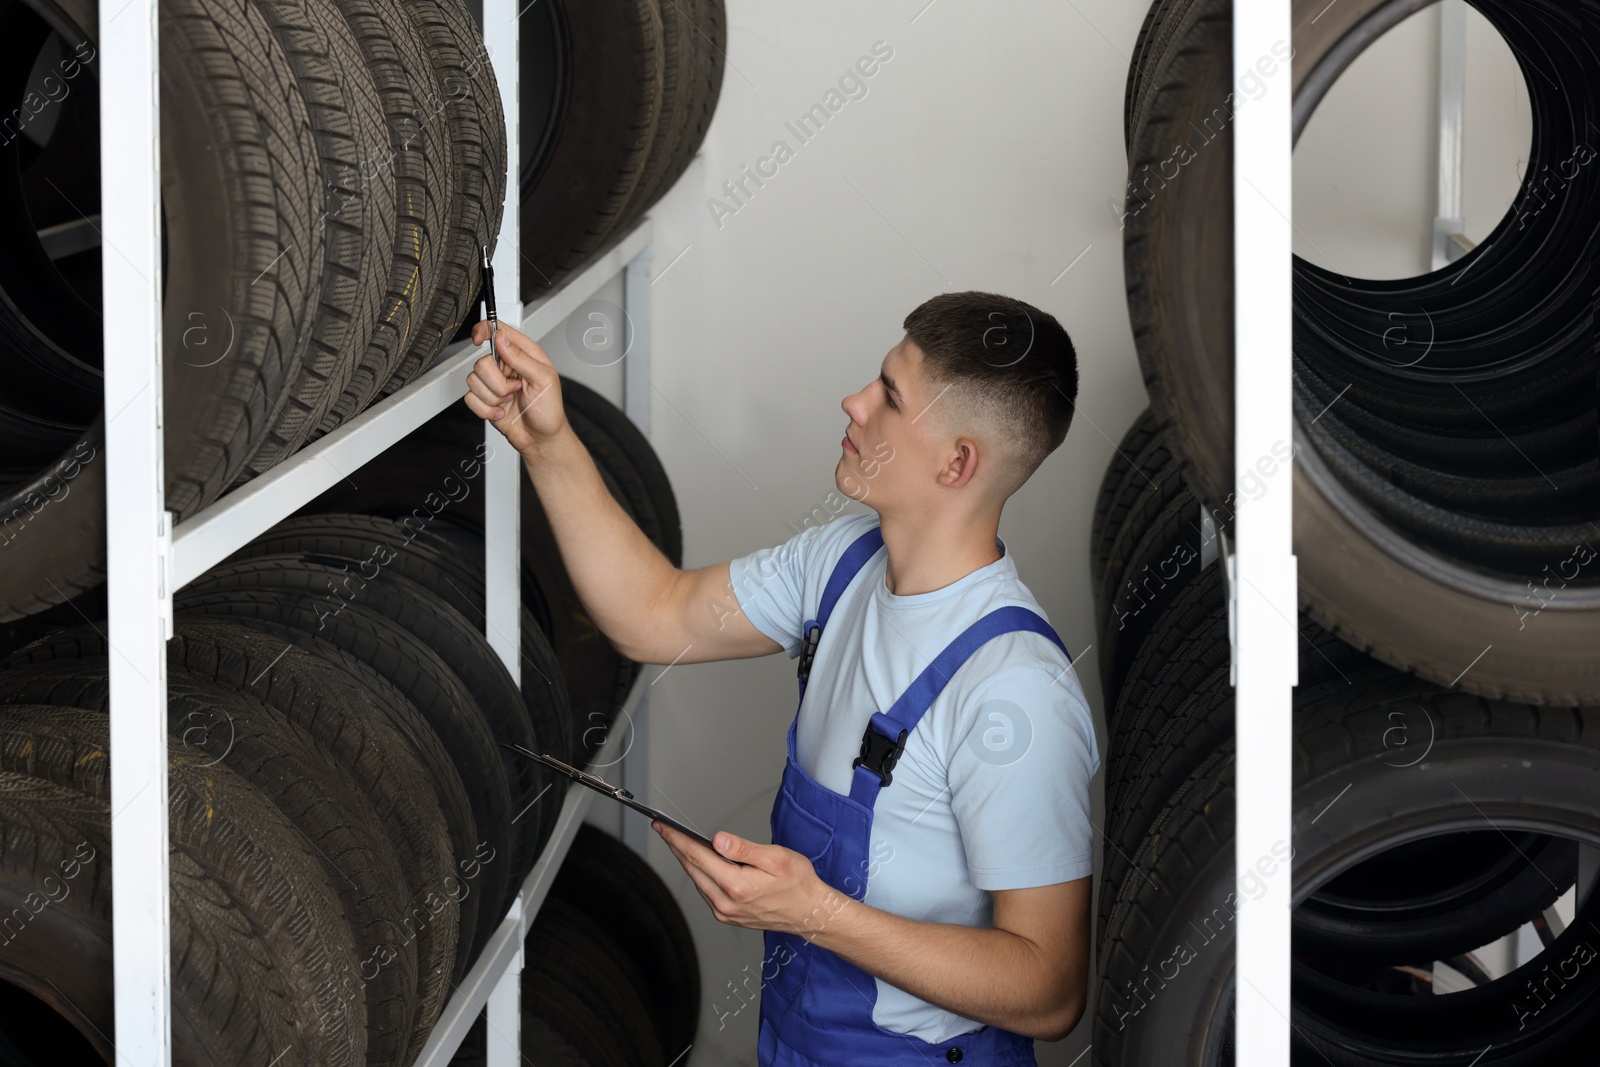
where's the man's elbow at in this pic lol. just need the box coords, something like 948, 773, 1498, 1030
1024, 988, 1086, 1042
608, 569, 692, 663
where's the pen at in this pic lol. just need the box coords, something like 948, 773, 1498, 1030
480, 244, 500, 368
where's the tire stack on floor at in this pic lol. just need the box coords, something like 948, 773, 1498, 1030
1095, 0, 1600, 1061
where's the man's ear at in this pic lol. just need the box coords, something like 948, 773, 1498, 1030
939, 438, 981, 489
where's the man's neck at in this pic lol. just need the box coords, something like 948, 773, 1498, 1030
877, 506, 1003, 597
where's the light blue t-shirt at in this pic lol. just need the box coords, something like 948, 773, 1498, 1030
729, 512, 1098, 1043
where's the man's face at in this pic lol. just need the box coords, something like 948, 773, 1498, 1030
836, 337, 946, 510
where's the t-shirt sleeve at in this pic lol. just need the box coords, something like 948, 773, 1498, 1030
727, 519, 853, 659
946, 664, 1099, 891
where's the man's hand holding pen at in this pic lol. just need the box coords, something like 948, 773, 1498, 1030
463, 320, 569, 455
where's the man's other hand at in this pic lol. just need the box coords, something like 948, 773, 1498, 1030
464, 320, 567, 454
655, 822, 849, 940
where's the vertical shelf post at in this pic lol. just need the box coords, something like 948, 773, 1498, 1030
620, 246, 653, 857
484, 902, 524, 1066
101, 0, 172, 1062
1433, 0, 1469, 269
1233, 0, 1296, 1063
481, 0, 522, 1058
482, 0, 522, 686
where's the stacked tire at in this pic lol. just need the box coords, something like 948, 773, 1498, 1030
1102, 0, 1600, 1061
1093, 410, 1598, 1066
1120, 0, 1600, 704
0, 0, 726, 622
0, 0, 506, 624
517, 0, 726, 295
0, 0, 712, 1057
0, 377, 682, 1062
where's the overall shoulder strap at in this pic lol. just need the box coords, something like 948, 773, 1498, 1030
847, 605, 1069, 807
796, 524, 884, 699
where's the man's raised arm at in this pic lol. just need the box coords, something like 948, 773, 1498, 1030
462, 322, 779, 666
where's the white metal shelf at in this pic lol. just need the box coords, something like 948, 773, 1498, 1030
100, 0, 655, 1055
169, 219, 654, 587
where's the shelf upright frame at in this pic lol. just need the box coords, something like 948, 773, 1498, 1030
100, 0, 174, 1059
1232, 0, 1297, 1063
480, 0, 523, 1060
96, 0, 650, 1054
619, 245, 654, 857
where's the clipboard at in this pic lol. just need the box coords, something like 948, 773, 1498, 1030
504, 743, 747, 865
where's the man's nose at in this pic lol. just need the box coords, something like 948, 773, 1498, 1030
841, 388, 867, 422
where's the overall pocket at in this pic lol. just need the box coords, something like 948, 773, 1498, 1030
771, 780, 836, 870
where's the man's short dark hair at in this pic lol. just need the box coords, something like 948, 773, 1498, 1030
902, 291, 1078, 484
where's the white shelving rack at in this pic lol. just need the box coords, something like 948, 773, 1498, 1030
1232, 1, 1294, 1065
99, 0, 655, 1060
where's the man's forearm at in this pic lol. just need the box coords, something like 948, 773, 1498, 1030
804, 895, 1083, 1041
518, 424, 680, 662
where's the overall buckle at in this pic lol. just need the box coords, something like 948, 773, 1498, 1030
797, 622, 822, 688
853, 724, 909, 787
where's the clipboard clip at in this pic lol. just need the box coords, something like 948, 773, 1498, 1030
504, 742, 633, 799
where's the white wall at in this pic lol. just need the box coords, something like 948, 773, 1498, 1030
542, 2, 1533, 1064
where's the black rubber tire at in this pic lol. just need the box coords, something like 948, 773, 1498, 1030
3, 616, 460, 1062
374, 0, 507, 398
1295, 830, 1577, 965
1122, 0, 1188, 155
1094, 683, 1600, 1066
226, 512, 574, 775
520, 1013, 593, 1067
1089, 408, 1164, 591
0, 6, 103, 429
1123, 0, 1600, 703
224, 516, 573, 852
1102, 628, 1556, 974
306, 0, 453, 440
184, 552, 547, 898
238, 0, 396, 476
171, 577, 513, 964
0, 0, 323, 620
518, 0, 663, 295
613, 0, 726, 228
523, 897, 667, 1067
209, 615, 485, 986
1095, 462, 1202, 708
1098, 663, 1391, 951
0, 665, 413, 1063
551, 825, 700, 1056
1093, 739, 1236, 1067
1290, 691, 1600, 1064
0, 708, 366, 1065
297, 403, 637, 763
562, 376, 682, 566
0, 767, 312, 1065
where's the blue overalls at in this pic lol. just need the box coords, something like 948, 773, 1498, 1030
757, 524, 1070, 1066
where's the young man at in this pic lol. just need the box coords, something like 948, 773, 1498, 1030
463, 291, 1097, 1066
